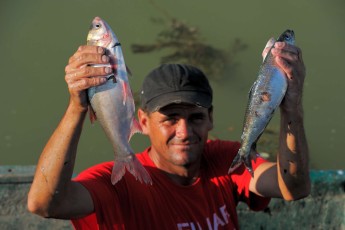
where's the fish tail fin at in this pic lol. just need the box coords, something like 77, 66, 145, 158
228, 153, 242, 174
228, 149, 255, 178
111, 155, 152, 185
111, 161, 126, 185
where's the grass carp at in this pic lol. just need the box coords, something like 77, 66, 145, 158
87, 17, 152, 185
228, 29, 295, 177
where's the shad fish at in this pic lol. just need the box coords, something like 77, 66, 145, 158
228, 29, 295, 177
87, 17, 152, 185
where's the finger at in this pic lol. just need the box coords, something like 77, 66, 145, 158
67, 45, 107, 71
296, 47, 303, 63
68, 77, 107, 91
69, 45, 105, 63
66, 54, 110, 72
275, 56, 293, 78
65, 66, 112, 84
271, 48, 299, 65
272, 42, 300, 56
75, 53, 109, 68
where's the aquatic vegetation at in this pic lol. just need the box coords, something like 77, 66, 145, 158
131, 16, 247, 81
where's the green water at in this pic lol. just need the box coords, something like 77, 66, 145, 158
1, 0, 344, 172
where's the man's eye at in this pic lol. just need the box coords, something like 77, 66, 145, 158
191, 115, 205, 123
163, 117, 177, 125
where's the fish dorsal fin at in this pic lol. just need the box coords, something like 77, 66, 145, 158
129, 118, 142, 141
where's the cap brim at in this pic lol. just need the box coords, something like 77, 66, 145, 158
145, 91, 212, 112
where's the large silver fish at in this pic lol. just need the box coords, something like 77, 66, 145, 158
229, 29, 295, 177
87, 17, 152, 185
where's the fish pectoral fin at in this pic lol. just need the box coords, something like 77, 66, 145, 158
119, 78, 132, 106
88, 105, 97, 123
129, 118, 143, 141
120, 79, 127, 105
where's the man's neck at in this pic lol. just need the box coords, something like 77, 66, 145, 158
148, 150, 201, 186
162, 167, 200, 186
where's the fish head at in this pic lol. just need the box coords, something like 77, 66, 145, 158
87, 17, 119, 47
277, 29, 295, 45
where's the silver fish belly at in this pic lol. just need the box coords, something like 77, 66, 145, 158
228, 29, 295, 177
87, 17, 152, 185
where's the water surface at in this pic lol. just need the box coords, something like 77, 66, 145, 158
1, 0, 344, 172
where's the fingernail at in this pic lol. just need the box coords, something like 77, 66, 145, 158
275, 42, 283, 48
101, 77, 107, 83
102, 55, 109, 62
98, 47, 104, 54
105, 67, 112, 74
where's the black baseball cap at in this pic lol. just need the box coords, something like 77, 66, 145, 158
140, 64, 213, 112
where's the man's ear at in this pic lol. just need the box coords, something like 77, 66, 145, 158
138, 109, 149, 135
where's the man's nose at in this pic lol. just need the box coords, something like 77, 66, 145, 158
176, 119, 192, 139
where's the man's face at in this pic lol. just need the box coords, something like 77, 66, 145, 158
139, 104, 213, 169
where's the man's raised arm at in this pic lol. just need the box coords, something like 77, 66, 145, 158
28, 46, 111, 218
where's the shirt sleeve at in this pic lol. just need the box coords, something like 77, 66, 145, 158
206, 139, 270, 211
71, 162, 126, 229
230, 155, 271, 211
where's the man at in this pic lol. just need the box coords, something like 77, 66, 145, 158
28, 39, 310, 229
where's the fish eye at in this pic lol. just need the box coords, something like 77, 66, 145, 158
94, 23, 101, 29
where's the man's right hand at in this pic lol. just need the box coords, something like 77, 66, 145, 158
64, 45, 112, 112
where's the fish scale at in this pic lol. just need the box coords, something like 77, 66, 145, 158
228, 29, 295, 177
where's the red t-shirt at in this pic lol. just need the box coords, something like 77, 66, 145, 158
71, 139, 270, 230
